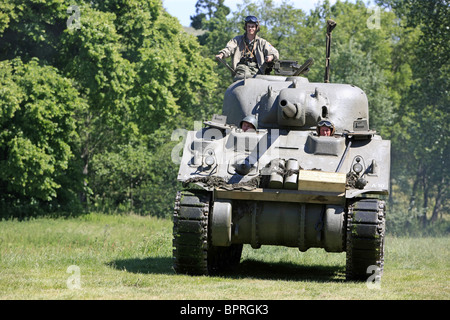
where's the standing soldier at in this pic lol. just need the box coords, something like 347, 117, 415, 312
216, 16, 279, 79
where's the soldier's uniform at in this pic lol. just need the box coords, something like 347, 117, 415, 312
218, 34, 279, 79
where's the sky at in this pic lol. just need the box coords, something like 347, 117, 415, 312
162, 0, 332, 27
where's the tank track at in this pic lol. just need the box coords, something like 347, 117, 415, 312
172, 190, 242, 275
346, 198, 386, 281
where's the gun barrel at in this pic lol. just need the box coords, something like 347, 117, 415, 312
324, 19, 337, 83
280, 99, 297, 118
293, 58, 314, 76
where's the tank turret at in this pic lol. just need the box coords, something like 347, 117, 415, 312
222, 76, 370, 133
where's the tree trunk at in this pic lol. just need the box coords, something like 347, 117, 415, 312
421, 167, 428, 227
431, 176, 445, 222
79, 144, 89, 205
409, 164, 423, 211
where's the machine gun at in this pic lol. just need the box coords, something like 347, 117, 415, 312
324, 19, 337, 83
272, 58, 314, 76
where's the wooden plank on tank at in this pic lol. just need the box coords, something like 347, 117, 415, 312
214, 188, 345, 205
298, 170, 346, 193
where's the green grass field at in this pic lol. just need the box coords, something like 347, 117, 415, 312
0, 212, 448, 300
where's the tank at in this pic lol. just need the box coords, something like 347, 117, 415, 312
172, 21, 389, 281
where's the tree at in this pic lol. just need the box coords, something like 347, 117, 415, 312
0, 0, 68, 63
0, 58, 87, 210
0, 0, 219, 215
190, 0, 234, 110
331, 40, 394, 131
376, 0, 449, 225
190, 0, 231, 31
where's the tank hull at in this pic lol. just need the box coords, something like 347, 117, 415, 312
211, 198, 345, 253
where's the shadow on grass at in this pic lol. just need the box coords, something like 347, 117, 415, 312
108, 257, 174, 275
227, 259, 345, 282
108, 257, 345, 282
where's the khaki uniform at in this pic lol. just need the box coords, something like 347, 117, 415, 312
219, 34, 279, 77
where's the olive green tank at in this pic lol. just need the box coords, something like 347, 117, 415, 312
173, 21, 389, 281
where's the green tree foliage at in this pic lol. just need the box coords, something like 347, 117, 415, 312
191, 0, 230, 32
0, 58, 87, 209
376, 0, 449, 225
0, 0, 218, 216
0, 0, 68, 63
189, 0, 235, 109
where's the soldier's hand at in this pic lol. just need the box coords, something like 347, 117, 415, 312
216, 53, 224, 60
265, 55, 274, 63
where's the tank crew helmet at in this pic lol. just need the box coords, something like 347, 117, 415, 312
244, 15, 260, 32
240, 115, 258, 131
316, 119, 335, 136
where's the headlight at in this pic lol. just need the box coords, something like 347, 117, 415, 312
353, 157, 364, 174
205, 155, 215, 166
353, 162, 363, 174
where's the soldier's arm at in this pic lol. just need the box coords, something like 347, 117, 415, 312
217, 36, 240, 59
261, 39, 279, 61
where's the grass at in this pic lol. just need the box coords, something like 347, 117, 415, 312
0, 212, 449, 300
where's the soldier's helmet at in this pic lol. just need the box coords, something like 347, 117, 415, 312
316, 119, 335, 135
240, 115, 258, 130
244, 16, 260, 32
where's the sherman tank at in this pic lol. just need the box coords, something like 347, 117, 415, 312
172, 20, 389, 281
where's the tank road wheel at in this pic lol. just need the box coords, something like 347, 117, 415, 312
346, 198, 386, 281
172, 190, 243, 275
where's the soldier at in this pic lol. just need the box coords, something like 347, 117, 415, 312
317, 119, 335, 136
216, 16, 279, 79
240, 115, 257, 132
